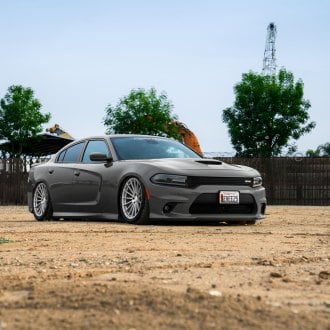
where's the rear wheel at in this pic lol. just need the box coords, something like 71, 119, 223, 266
120, 177, 149, 225
32, 182, 53, 221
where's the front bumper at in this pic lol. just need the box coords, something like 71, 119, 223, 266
148, 184, 266, 221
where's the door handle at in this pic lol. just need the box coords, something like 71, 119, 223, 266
74, 170, 80, 176
48, 169, 54, 174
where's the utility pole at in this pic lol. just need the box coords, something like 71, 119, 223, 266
262, 22, 277, 75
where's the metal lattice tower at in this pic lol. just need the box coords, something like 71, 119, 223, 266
262, 22, 277, 75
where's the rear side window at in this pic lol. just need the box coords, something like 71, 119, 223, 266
82, 140, 110, 163
58, 142, 84, 163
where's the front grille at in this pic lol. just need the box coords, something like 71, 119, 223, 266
187, 176, 253, 188
189, 193, 256, 215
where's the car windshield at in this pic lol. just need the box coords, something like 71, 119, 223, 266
111, 136, 201, 160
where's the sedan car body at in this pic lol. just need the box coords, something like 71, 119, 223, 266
28, 135, 266, 224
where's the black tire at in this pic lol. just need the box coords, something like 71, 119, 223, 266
32, 182, 53, 221
119, 177, 150, 225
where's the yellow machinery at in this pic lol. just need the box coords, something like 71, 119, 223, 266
46, 124, 74, 140
175, 121, 203, 155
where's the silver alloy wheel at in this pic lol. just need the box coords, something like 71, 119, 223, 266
33, 183, 48, 217
121, 177, 143, 220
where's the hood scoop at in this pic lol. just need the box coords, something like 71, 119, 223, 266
195, 160, 222, 165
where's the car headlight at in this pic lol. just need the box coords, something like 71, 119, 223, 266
252, 176, 263, 187
151, 174, 188, 186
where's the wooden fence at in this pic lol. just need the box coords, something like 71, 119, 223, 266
217, 157, 330, 206
0, 157, 48, 205
0, 159, 29, 205
0, 157, 329, 206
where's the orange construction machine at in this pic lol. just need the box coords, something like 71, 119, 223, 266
175, 121, 203, 155
46, 124, 74, 140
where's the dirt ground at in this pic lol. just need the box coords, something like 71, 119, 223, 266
0, 206, 329, 330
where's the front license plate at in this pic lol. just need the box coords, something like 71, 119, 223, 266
219, 191, 239, 204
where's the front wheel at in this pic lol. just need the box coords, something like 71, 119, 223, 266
120, 177, 149, 225
32, 182, 53, 221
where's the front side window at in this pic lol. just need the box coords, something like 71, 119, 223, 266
82, 140, 110, 163
59, 142, 84, 163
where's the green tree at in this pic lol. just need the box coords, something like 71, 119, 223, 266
306, 142, 330, 157
222, 69, 316, 157
306, 148, 321, 157
319, 142, 330, 156
0, 85, 51, 155
104, 88, 180, 139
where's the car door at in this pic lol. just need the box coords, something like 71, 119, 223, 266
69, 139, 111, 210
47, 141, 85, 211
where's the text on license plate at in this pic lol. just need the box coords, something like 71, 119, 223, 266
219, 191, 239, 204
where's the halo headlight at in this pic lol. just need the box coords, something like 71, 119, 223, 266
252, 176, 263, 187
151, 174, 188, 186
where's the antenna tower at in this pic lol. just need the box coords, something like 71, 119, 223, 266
262, 22, 277, 75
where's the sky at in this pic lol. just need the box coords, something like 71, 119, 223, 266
0, 0, 329, 154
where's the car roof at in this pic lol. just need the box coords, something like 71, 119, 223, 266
108, 134, 170, 139
58, 134, 172, 150
69, 134, 169, 139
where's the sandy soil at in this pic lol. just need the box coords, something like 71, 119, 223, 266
0, 206, 329, 330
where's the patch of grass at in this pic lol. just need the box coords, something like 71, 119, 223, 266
0, 237, 11, 244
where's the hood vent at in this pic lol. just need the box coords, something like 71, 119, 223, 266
195, 160, 222, 165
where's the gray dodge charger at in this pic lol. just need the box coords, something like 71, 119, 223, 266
28, 135, 266, 224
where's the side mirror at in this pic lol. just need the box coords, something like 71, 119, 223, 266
89, 152, 113, 162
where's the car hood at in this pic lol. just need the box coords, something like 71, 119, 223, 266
131, 158, 259, 177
